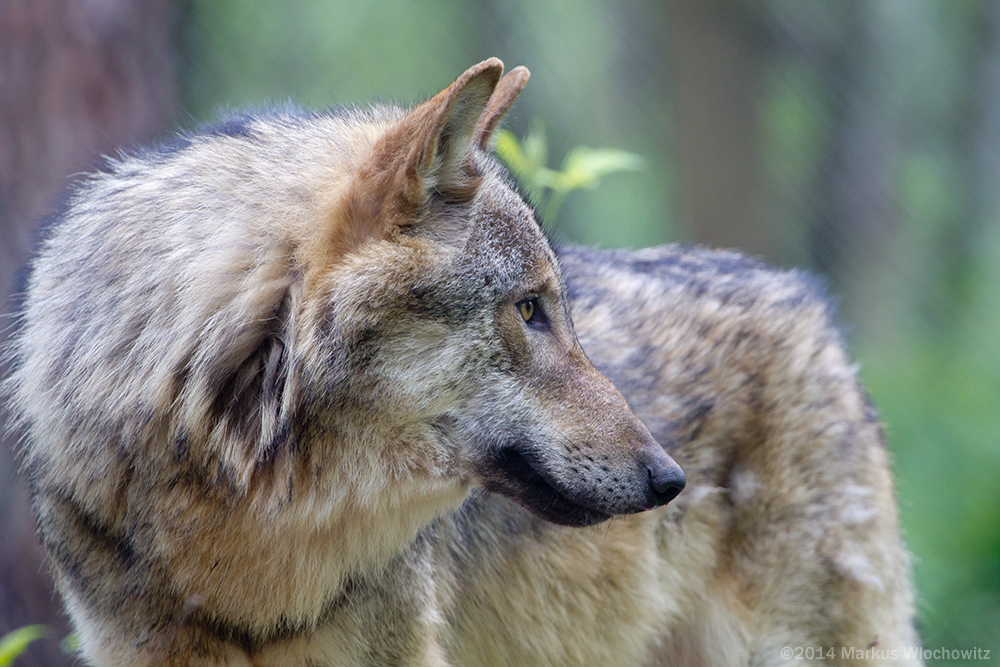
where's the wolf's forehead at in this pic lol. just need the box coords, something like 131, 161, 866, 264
470, 176, 558, 287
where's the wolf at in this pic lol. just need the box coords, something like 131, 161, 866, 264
5, 58, 918, 666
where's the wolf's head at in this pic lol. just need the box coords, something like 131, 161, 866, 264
273, 59, 684, 527
103, 60, 687, 535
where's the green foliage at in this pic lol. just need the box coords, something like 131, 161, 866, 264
0, 626, 49, 666
180, 0, 474, 116
494, 125, 644, 225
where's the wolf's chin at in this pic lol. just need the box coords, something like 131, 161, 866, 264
482, 447, 612, 527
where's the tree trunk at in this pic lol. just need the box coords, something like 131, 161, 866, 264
0, 1, 177, 664
668, 0, 769, 259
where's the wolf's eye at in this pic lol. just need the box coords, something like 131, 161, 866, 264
517, 297, 549, 329
519, 300, 535, 322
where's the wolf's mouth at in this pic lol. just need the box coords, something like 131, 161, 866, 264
483, 446, 611, 527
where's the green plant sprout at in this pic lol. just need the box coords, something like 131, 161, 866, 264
0, 625, 49, 666
494, 124, 644, 224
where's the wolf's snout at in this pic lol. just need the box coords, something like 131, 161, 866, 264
647, 463, 686, 507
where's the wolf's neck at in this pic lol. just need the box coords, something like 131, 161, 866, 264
176, 427, 469, 635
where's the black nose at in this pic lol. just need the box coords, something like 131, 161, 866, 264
648, 464, 686, 507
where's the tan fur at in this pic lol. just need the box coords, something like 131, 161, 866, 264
5, 60, 918, 666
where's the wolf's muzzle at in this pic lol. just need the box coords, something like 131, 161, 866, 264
481, 438, 686, 527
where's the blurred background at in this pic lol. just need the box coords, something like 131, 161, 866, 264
1, 1, 997, 664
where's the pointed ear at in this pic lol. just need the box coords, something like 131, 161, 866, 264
379, 58, 504, 205
474, 66, 530, 149
331, 59, 504, 256
414, 58, 506, 193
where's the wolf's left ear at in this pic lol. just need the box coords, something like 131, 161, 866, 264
416, 58, 505, 195
474, 66, 530, 149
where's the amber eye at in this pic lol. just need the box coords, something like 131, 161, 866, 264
519, 299, 535, 322
517, 297, 549, 330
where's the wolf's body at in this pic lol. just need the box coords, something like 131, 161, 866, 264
6, 60, 918, 665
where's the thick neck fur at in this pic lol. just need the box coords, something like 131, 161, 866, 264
155, 414, 469, 638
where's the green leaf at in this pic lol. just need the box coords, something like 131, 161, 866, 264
521, 123, 549, 174
558, 147, 645, 191
494, 130, 528, 177
494, 126, 552, 194
0, 626, 50, 666
493, 123, 645, 222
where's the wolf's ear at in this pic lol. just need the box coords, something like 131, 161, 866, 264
405, 57, 505, 196
474, 66, 530, 149
335, 60, 503, 253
